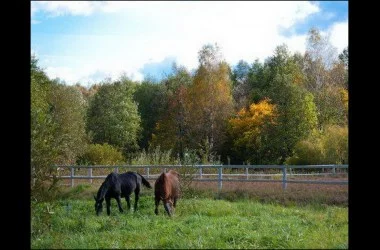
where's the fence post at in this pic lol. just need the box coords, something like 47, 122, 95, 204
115, 167, 119, 173
282, 166, 287, 190
200, 167, 203, 179
88, 167, 93, 184
71, 167, 74, 188
218, 167, 223, 192
246, 167, 249, 180
146, 167, 150, 178
333, 167, 336, 175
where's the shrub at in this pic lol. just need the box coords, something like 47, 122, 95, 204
322, 125, 348, 164
286, 125, 348, 165
130, 146, 174, 165
175, 148, 202, 198
77, 143, 125, 165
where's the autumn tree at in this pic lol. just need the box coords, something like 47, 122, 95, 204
314, 85, 348, 127
303, 28, 337, 91
150, 64, 193, 159
228, 98, 277, 164
74, 83, 101, 102
184, 44, 234, 161
302, 28, 347, 129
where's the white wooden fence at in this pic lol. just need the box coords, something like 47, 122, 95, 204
52, 164, 348, 191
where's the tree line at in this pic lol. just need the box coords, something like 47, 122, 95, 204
31, 28, 348, 195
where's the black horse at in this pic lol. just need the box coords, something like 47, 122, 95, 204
94, 171, 152, 216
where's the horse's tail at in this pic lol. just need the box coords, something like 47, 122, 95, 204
137, 173, 152, 189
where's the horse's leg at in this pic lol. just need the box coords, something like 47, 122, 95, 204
134, 188, 140, 212
173, 197, 177, 214
154, 197, 160, 215
163, 199, 172, 217
125, 195, 131, 211
105, 197, 111, 216
116, 195, 124, 213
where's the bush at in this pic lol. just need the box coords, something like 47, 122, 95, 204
322, 125, 348, 164
176, 148, 201, 198
130, 146, 174, 165
286, 125, 348, 165
77, 143, 125, 165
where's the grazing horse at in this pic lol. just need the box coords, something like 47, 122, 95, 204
94, 171, 152, 216
154, 169, 180, 217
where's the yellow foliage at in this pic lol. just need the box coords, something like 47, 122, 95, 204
229, 98, 277, 132
339, 88, 348, 109
229, 99, 277, 149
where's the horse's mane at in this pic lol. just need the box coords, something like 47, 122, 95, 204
96, 173, 115, 201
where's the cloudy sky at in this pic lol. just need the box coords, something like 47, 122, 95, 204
31, 1, 348, 86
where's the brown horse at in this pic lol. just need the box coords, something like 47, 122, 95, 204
154, 169, 180, 216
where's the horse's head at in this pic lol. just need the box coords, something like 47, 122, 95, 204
169, 170, 180, 178
94, 195, 104, 216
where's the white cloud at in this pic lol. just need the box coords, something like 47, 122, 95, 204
31, 1, 102, 17
44, 58, 145, 86
32, 1, 348, 85
328, 20, 348, 52
31, 1, 146, 19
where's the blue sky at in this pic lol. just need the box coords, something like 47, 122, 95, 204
31, 1, 348, 86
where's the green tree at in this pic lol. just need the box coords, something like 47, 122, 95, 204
268, 82, 318, 163
261, 45, 318, 163
247, 59, 266, 103
31, 56, 58, 194
86, 77, 141, 155
31, 56, 89, 198
338, 47, 348, 69
134, 79, 167, 150
232, 60, 252, 110
49, 83, 89, 164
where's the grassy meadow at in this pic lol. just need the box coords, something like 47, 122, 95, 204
31, 184, 348, 249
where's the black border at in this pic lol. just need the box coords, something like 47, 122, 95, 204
8, 0, 31, 249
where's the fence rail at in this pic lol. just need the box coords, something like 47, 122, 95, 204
52, 164, 348, 191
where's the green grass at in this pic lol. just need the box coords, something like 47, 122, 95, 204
31, 193, 348, 249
